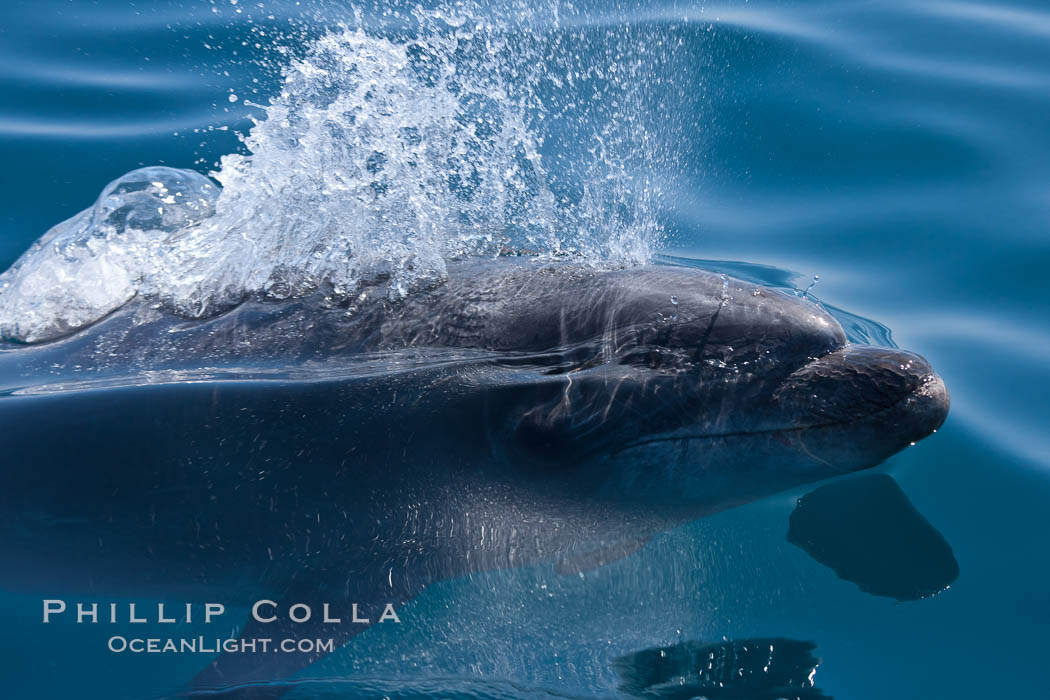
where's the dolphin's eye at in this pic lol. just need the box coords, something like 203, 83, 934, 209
619, 348, 660, 369
619, 348, 685, 372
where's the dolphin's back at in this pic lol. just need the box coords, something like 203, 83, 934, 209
0, 259, 840, 386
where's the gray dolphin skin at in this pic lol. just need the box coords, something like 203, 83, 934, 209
0, 259, 948, 696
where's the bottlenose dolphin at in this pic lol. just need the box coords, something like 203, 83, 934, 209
0, 259, 949, 696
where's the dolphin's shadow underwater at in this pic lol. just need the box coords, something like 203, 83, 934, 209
0, 257, 951, 696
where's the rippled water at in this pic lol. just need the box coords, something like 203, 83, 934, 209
1, 1, 1048, 698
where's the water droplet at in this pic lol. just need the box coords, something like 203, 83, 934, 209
803, 274, 820, 296
228, 93, 239, 103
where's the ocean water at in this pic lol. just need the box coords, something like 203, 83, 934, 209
0, 1, 1048, 699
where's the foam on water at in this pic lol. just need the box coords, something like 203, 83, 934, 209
0, 2, 670, 343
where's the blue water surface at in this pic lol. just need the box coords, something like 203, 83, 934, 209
0, 1, 1048, 698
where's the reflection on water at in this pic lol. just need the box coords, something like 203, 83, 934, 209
788, 473, 959, 601
613, 638, 830, 699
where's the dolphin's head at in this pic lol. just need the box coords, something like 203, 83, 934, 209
503, 265, 949, 505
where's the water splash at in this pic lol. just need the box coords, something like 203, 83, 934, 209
0, 2, 671, 343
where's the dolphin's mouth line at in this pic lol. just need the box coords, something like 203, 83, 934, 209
614, 379, 935, 453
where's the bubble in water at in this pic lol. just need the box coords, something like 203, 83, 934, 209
0, 167, 219, 342
92, 167, 218, 234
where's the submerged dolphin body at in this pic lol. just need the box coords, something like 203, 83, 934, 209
0, 260, 948, 695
